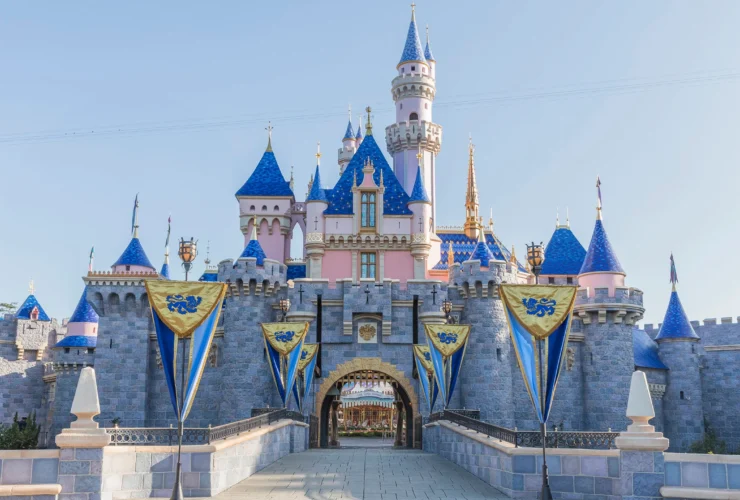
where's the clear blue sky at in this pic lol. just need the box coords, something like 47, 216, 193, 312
1, 1, 739, 325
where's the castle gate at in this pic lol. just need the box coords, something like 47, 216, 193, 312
314, 358, 419, 448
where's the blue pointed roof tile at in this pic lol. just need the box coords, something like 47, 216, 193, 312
356, 124, 363, 140
424, 37, 435, 61
324, 135, 412, 216
470, 234, 495, 267
113, 238, 155, 269
399, 13, 427, 65
307, 165, 328, 203
408, 166, 430, 204
343, 120, 354, 140
432, 232, 527, 272
160, 262, 170, 280
16, 295, 50, 321
68, 288, 99, 324
579, 220, 624, 275
633, 329, 668, 369
198, 270, 219, 282
235, 150, 294, 198
239, 239, 267, 266
655, 291, 699, 341
542, 227, 587, 275
54, 335, 98, 349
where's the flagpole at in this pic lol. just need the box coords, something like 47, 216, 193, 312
171, 338, 186, 500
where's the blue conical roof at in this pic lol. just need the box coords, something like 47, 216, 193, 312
239, 228, 267, 266
324, 134, 412, 216
198, 269, 219, 282
408, 166, 430, 204
399, 12, 427, 65
542, 227, 587, 275
470, 233, 495, 267
55, 336, 97, 348
68, 287, 99, 324
579, 220, 624, 275
113, 237, 155, 269
307, 165, 328, 203
655, 291, 699, 341
160, 261, 170, 280
343, 120, 354, 140
356, 124, 363, 140
633, 329, 668, 369
235, 150, 294, 198
16, 295, 50, 321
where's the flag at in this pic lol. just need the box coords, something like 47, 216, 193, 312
262, 322, 310, 408
145, 280, 227, 422
500, 284, 577, 423
88, 247, 94, 272
165, 215, 171, 248
413, 345, 440, 413
424, 324, 471, 408
131, 194, 139, 235
670, 253, 678, 285
292, 343, 318, 412
596, 176, 602, 208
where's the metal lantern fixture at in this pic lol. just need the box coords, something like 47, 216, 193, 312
279, 298, 291, 321
178, 238, 198, 281
441, 298, 455, 324
526, 242, 545, 283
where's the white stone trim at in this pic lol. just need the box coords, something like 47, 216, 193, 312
664, 452, 740, 463
704, 345, 740, 352
661, 487, 740, 499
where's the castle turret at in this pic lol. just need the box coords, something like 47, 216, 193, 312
54, 287, 99, 349
408, 157, 432, 278
655, 254, 704, 451
575, 179, 643, 431
355, 116, 364, 147
16, 288, 50, 322
238, 217, 268, 266
159, 216, 171, 280
338, 108, 357, 175
112, 195, 156, 274
306, 144, 328, 279
386, 4, 442, 222
424, 25, 436, 79
463, 138, 482, 240
540, 210, 586, 285
235, 125, 295, 263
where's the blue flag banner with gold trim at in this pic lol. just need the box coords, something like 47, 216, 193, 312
413, 345, 436, 413
292, 343, 318, 412
500, 284, 577, 423
145, 281, 227, 422
261, 322, 309, 408
424, 324, 471, 408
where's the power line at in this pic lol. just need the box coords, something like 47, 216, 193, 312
1, 69, 738, 145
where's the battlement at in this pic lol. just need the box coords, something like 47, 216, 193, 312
385, 120, 442, 155
84, 284, 150, 318
576, 286, 644, 306
448, 260, 519, 296
219, 258, 288, 299
644, 316, 740, 330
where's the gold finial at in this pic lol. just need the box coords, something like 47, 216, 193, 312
28, 279, 35, 295
447, 245, 454, 267
464, 134, 481, 240
289, 166, 295, 191
265, 121, 273, 152
510, 245, 517, 265
566, 206, 570, 227
411, 2, 416, 16
251, 215, 258, 239
365, 106, 373, 135
315, 142, 321, 165
416, 143, 423, 162
489, 208, 494, 231
204, 240, 211, 266
556, 207, 560, 228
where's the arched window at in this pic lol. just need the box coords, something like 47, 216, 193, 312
361, 192, 376, 228
249, 205, 255, 211
30, 307, 39, 321
274, 205, 279, 211
262, 205, 267, 211
680, 391, 685, 400
409, 113, 418, 121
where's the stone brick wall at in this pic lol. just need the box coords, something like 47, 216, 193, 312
0, 450, 59, 486
663, 453, 740, 491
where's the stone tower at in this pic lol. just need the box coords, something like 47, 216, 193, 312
575, 190, 644, 431
385, 5, 442, 224
306, 146, 328, 279
655, 255, 704, 451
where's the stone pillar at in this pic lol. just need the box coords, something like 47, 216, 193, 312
329, 399, 340, 447
394, 401, 404, 447
615, 371, 669, 500
56, 367, 111, 500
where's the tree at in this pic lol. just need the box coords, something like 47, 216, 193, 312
0, 412, 41, 450
0, 302, 17, 316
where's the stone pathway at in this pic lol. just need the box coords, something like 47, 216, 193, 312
210, 448, 508, 499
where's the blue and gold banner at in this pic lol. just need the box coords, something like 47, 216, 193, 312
423, 324, 471, 408
145, 281, 228, 422
500, 284, 577, 423
262, 322, 309, 408
293, 344, 318, 412
413, 345, 439, 413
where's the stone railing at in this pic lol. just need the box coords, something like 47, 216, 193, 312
429, 410, 618, 449
106, 409, 304, 446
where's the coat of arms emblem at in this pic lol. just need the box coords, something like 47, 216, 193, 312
359, 324, 376, 341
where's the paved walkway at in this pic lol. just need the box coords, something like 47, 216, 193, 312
211, 448, 508, 500
338, 437, 393, 448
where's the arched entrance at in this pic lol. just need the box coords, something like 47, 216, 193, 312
315, 358, 418, 449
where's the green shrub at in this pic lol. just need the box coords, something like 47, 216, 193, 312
0, 412, 40, 450
688, 420, 737, 455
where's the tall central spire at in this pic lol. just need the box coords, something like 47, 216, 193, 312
464, 136, 481, 240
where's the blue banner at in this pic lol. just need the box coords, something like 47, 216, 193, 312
446, 343, 467, 407
413, 351, 433, 413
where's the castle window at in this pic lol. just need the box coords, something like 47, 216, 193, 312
250, 205, 255, 211
87, 348, 94, 354
126, 265, 130, 271
411, 65, 416, 71
401, 68, 405, 73
261, 205, 267, 211
30, 307, 39, 320
361, 192, 376, 228
496, 348, 502, 361
548, 277, 555, 284
567, 277, 573, 284
680, 391, 685, 400
64, 348, 70, 354
422, 67, 426, 74
400, 103, 403, 110
274, 205, 279, 211
409, 113, 418, 121
361, 252, 376, 279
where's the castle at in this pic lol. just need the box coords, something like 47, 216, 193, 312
1, 6, 737, 453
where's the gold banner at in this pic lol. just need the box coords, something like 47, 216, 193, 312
145, 281, 227, 338
413, 345, 434, 373
499, 284, 577, 340
261, 322, 309, 355
297, 343, 318, 372
424, 324, 471, 358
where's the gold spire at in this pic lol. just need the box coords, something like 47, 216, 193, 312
251, 215, 258, 240
556, 207, 560, 228
307, 173, 314, 198
204, 241, 211, 267
566, 206, 570, 227
289, 166, 294, 191
315, 142, 321, 165
489, 207, 494, 231
447, 245, 454, 268
28, 279, 35, 295
265, 122, 273, 152
411, 2, 416, 18
365, 106, 373, 136
463, 135, 481, 240
510, 245, 517, 265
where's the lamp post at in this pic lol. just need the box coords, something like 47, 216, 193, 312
526, 241, 551, 500
279, 298, 291, 321
178, 238, 198, 281
441, 298, 455, 324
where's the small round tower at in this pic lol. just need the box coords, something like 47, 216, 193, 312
655, 254, 704, 451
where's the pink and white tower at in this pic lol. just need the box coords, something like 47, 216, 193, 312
385, 5, 442, 227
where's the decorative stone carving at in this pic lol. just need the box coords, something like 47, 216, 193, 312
358, 322, 377, 344
155, 349, 163, 369
306, 232, 324, 243
648, 383, 666, 399
566, 347, 575, 371
208, 343, 218, 368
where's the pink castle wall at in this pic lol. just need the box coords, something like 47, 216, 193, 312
384, 251, 416, 282
111, 264, 153, 274
245, 219, 285, 262
67, 322, 97, 335
322, 251, 352, 282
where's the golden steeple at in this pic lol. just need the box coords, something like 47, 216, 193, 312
365, 106, 373, 136
447, 245, 454, 268
463, 135, 481, 240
